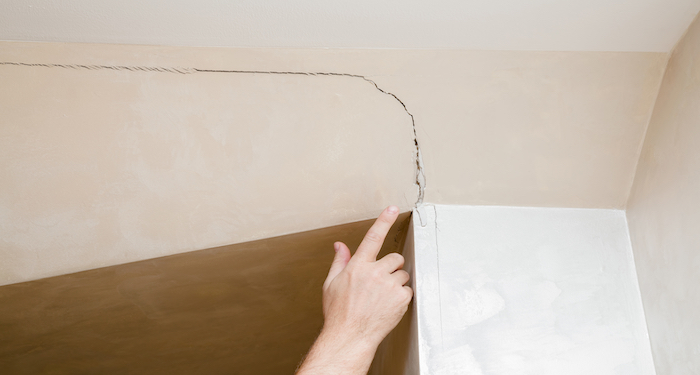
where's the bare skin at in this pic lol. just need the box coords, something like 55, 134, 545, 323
296, 206, 413, 375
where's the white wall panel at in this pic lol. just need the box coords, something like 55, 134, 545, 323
413, 205, 655, 374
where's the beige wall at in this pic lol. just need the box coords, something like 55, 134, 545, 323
0, 42, 666, 284
626, 13, 700, 375
0, 43, 418, 285
401, 51, 665, 208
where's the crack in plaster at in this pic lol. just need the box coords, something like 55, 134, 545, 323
0, 61, 196, 74
0, 61, 427, 210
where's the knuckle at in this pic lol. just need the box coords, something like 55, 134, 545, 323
364, 231, 383, 243
378, 215, 394, 224
343, 262, 355, 273
379, 253, 404, 270
345, 265, 360, 279
403, 287, 414, 301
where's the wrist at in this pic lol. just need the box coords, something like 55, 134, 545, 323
296, 326, 378, 375
318, 325, 379, 355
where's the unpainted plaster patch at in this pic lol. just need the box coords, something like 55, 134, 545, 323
0, 61, 427, 210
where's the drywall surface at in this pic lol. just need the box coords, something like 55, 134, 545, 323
0, 44, 418, 285
370, 215, 419, 375
413, 205, 655, 374
626, 12, 700, 374
1, 0, 699, 52
0, 42, 665, 284
407, 50, 666, 208
0, 213, 410, 375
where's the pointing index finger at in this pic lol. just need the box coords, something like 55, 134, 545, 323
355, 206, 399, 262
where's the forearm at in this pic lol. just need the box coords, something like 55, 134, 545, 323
296, 328, 378, 375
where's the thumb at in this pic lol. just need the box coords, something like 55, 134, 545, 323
324, 242, 351, 290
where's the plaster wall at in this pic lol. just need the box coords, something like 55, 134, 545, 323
0, 42, 666, 284
413, 205, 655, 374
0, 44, 418, 285
626, 13, 700, 374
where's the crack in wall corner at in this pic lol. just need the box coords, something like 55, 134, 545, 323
0, 60, 427, 208
0, 59, 425, 284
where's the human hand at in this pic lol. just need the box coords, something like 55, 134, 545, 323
321, 205, 413, 349
296, 206, 413, 375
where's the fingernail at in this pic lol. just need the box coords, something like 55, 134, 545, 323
333, 242, 340, 252
387, 206, 399, 214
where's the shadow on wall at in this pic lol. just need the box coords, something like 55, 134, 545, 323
0, 213, 411, 375
370, 215, 419, 375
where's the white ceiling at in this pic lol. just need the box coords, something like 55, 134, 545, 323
1, 0, 699, 52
